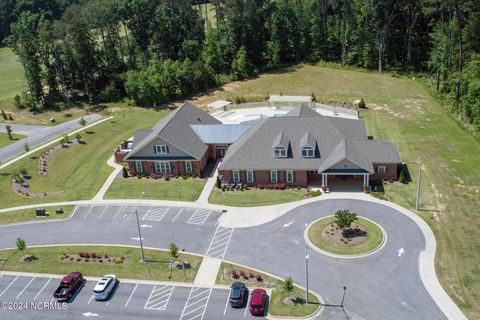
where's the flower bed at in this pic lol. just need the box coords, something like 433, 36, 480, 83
58, 251, 125, 265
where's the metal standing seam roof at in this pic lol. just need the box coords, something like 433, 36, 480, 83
190, 124, 251, 144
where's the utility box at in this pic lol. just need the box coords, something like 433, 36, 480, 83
35, 208, 47, 217
55, 208, 63, 215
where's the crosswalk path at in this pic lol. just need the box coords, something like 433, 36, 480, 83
205, 226, 234, 259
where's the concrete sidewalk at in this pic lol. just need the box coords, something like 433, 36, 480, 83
92, 155, 123, 200
194, 257, 222, 286
196, 160, 221, 204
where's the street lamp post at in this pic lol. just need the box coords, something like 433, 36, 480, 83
135, 192, 146, 262
304, 222, 309, 304
341, 286, 347, 307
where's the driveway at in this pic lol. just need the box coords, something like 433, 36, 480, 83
0, 114, 103, 162
0, 200, 447, 320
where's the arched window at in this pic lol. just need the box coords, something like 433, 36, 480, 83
302, 146, 314, 157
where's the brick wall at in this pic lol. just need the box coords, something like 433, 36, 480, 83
127, 160, 203, 176
370, 163, 399, 181
218, 170, 308, 187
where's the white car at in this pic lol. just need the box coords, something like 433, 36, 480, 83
93, 275, 117, 301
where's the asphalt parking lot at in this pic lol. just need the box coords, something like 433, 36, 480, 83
0, 274, 267, 320
72, 205, 221, 227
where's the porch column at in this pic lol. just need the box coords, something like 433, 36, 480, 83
366, 174, 369, 186
321, 174, 325, 187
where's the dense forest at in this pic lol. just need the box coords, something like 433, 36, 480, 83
1, 0, 479, 130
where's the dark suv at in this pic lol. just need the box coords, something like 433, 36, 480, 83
229, 282, 247, 307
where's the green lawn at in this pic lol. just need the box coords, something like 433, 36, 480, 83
0, 245, 202, 282
0, 132, 25, 148
307, 216, 384, 255
269, 286, 320, 318
105, 177, 206, 201
0, 205, 74, 225
0, 47, 25, 101
193, 64, 480, 317
209, 189, 307, 207
0, 107, 168, 208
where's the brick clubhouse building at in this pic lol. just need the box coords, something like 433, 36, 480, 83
117, 102, 401, 191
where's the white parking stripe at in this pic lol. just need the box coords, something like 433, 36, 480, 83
142, 207, 169, 221
0, 276, 18, 297
112, 206, 124, 220
34, 278, 51, 301
87, 295, 94, 304
244, 292, 251, 316
144, 285, 174, 310
97, 206, 108, 220
124, 283, 138, 308
223, 291, 230, 315
16, 277, 36, 299
187, 209, 211, 225
172, 208, 184, 222
83, 206, 94, 220
180, 287, 212, 320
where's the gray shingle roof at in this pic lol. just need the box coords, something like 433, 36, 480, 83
220, 113, 400, 172
273, 131, 290, 148
190, 124, 251, 144
300, 131, 316, 147
125, 102, 221, 160
285, 103, 320, 117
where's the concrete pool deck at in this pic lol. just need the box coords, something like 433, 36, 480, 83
214, 104, 358, 124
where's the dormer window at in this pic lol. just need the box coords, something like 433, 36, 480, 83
302, 146, 314, 157
274, 146, 287, 158
154, 145, 169, 154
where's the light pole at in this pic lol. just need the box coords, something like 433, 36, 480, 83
415, 162, 421, 210
134, 191, 146, 262
341, 286, 347, 307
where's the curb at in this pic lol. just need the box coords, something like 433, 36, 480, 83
304, 215, 388, 259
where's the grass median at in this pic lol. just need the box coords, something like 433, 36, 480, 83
0, 205, 74, 225
208, 189, 308, 207
0, 245, 202, 283
307, 216, 384, 255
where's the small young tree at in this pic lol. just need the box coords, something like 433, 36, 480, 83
358, 98, 366, 109
399, 169, 406, 184
1, 109, 7, 120
122, 166, 129, 178
16, 237, 26, 252
23, 142, 30, 153
6, 125, 13, 140
334, 210, 358, 229
282, 276, 294, 298
79, 117, 87, 127
311, 93, 317, 102
169, 242, 179, 262
75, 133, 82, 142
64, 134, 70, 143
14, 95, 22, 109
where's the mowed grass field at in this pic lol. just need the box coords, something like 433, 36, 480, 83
192, 64, 480, 318
0, 47, 26, 100
0, 132, 25, 148
0, 107, 168, 208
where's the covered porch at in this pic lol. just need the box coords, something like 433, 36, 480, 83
319, 170, 370, 193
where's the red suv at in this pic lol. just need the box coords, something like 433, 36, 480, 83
249, 288, 267, 316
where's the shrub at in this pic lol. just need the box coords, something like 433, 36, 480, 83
165, 176, 170, 181
243, 274, 249, 280
90, 252, 96, 258
104, 254, 108, 258
113, 257, 123, 264
58, 255, 66, 261
76, 258, 81, 262
1, 109, 7, 120
8, 113, 14, 120
216, 176, 222, 189
122, 167, 129, 178
248, 273, 255, 278
182, 175, 188, 180
14, 95, 22, 109
64, 113, 73, 117
70, 257, 74, 261
399, 169, 406, 183
85, 259, 90, 262
99, 259, 103, 263
358, 98, 366, 109
256, 274, 263, 282
19, 168, 28, 175
334, 210, 358, 229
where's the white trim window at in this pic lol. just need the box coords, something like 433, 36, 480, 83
184, 161, 192, 173
135, 161, 143, 173
286, 170, 294, 183
154, 145, 169, 154
232, 170, 241, 183
155, 161, 171, 173
301, 146, 314, 157
246, 170, 254, 183
273, 146, 287, 158
270, 170, 278, 182
378, 165, 387, 173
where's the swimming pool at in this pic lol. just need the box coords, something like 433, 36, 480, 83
237, 113, 285, 123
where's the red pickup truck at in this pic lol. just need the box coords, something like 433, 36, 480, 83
53, 272, 84, 301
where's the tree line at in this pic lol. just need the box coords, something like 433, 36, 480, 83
1, 0, 479, 131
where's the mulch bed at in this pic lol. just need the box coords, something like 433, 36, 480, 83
38, 140, 82, 176
321, 222, 368, 247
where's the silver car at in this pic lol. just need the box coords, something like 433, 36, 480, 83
93, 275, 117, 301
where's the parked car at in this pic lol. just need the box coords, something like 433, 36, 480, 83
249, 288, 267, 316
53, 272, 84, 301
229, 282, 247, 307
93, 275, 118, 301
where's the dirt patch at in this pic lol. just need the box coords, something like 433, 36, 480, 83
321, 223, 368, 247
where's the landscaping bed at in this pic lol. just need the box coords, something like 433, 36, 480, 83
307, 216, 384, 255
0, 205, 74, 225
105, 176, 206, 201
0, 245, 202, 282
269, 286, 320, 318
216, 262, 280, 288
